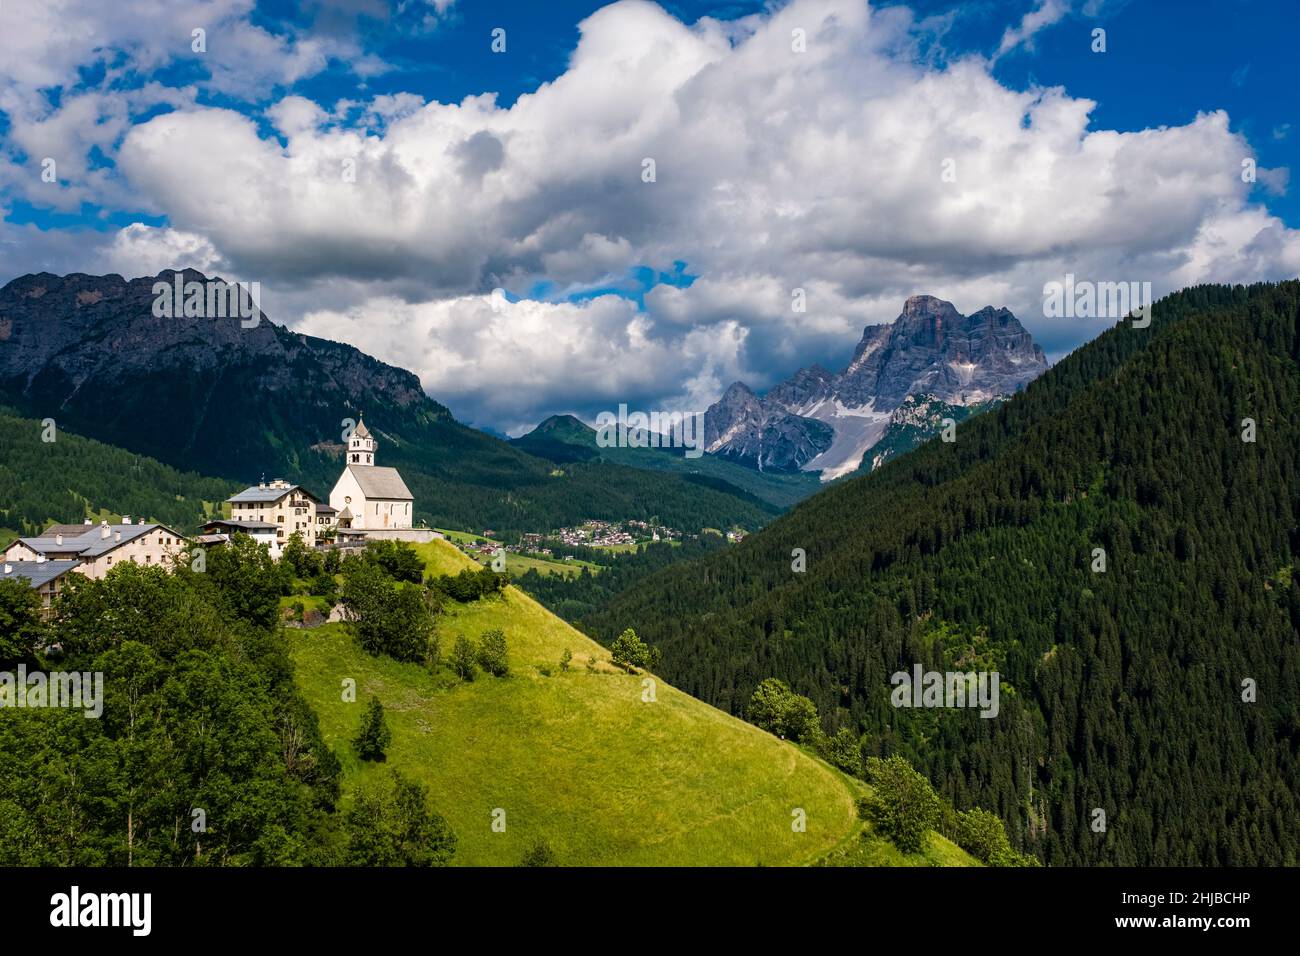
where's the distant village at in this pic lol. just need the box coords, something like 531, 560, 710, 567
2, 417, 435, 616
452, 518, 746, 564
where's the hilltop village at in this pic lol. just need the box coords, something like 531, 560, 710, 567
1, 418, 434, 614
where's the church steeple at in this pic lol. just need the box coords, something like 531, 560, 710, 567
348, 416, 377, 466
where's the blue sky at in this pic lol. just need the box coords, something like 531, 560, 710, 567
2, 0, 1297, 432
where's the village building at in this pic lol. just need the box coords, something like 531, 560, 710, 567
314, 503, 338, 534
199, 519, 280, 553
0, 559, 83, 618
329, 418, 414, 530
226, 479, 321, 557
1, 519, 189, 580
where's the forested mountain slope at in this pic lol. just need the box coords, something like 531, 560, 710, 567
0, 409, 235, 538
591, 281, 1300, 866
511, 413, 818, 509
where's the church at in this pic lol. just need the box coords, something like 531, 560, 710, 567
329, 418, 415, 530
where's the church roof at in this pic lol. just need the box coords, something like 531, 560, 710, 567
353, 419, 371, 439
347, 465, 412, 500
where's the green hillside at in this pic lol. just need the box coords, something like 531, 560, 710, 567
512, 414, 822, 509
288, 538, 974, 866
0, 408, 236, 536
590, 281, 1300, 866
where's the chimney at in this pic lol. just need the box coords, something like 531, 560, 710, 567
100, 523, 111, 539
3, 564, 10, 574
36, 554, 46, 564
84, 518, 92, 525
115, 531, 122, 542
55, 533, 63, 546
122, 515, 132, 525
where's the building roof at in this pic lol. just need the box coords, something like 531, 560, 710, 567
316, 504, 338, 515
12, 522, 183, 560
202, 519, 278, 532
227, 483, 322, 504
347, 465, 412, 500
1, 559, 83, 589
42, 522, 95, 536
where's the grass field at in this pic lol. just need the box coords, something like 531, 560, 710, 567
288, 538, 974, 867
434, 527, 492, 546
474, 552, 599, 578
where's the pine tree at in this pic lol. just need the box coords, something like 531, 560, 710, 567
354, 696, 392, 761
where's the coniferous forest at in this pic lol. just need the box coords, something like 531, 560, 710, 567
589, 282, 1300, 866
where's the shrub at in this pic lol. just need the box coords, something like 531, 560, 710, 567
362, 539, 425, 583
520, 839, 556, 867
477, 628, 509, 677
954, 808, 1038, 866
858, 755, 942, 854
816, 727, 864, 777
451, 635, 477, 681
747, 678, 820, 742
560, 648, 572, 672
310, 571, 337, 601
430, 567, 507, 603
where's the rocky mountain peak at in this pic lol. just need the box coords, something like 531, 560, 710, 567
703, 294, 1049, 478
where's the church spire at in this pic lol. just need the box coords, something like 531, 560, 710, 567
348, 416, 377, 466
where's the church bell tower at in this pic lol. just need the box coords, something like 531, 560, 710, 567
348, 417, 377, 466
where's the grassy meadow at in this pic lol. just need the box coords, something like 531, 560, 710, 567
288, 538, 974, 867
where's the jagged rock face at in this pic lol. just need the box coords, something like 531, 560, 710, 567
0, 270, 448, 483
703, 382, 835, 472
766, 363, 834, 409
703, 295, 1048, 477
836, 295, 1047, 408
